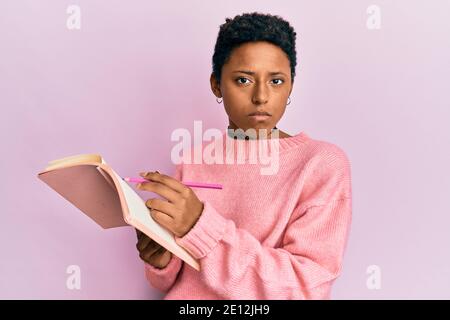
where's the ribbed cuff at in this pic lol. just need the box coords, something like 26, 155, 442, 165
174, 200, 228, 260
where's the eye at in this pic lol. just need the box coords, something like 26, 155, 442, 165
271, 79, 284, 85
236, 77, 251, 85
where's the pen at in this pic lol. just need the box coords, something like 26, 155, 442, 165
122, 177, 222, 190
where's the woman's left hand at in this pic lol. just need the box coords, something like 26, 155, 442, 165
136, 171, 204, 238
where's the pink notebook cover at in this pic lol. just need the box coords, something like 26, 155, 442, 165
37, 155, 200, 271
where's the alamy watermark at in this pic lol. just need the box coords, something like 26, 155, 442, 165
170, 121, 281, 175
366, 5, 381, 30
66, 5, 81, 30
66, 264, 81, 290
366, 264, 381, 290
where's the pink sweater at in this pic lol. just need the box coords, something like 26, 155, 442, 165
144, 130, 352, 299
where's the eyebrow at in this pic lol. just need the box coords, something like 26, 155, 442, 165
232, 70, 287, 76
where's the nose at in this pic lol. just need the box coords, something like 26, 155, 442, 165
251, 82, 269, 105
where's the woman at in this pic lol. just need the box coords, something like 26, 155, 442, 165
135, 12, 352, 300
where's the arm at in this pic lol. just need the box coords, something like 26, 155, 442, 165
144, 164, 185, 292
174, 198, 351, 299
174, 148, 353, 299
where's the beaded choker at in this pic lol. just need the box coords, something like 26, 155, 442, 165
227, 126, 279, 140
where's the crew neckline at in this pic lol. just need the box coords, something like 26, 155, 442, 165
222, 129, 310, 153
184, 130, 311, 165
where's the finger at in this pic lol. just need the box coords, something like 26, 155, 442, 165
136, 234, 153, 251
141, 172, 188, 194
149, 249, 172, 269
137, 180, 180, 204
150, 209, 174, 232
139, 239, 157, 259
135, 228, 143, 239
143, 242, 165, 261
148, 246, 167, 263
140, 246, 157, 262
145, 198, 178, 218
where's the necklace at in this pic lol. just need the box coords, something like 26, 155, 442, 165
227, 126, 279, 140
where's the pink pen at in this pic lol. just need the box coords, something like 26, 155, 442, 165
122, 177, 222, 190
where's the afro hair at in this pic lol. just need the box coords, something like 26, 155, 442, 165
212, 12, 297, 84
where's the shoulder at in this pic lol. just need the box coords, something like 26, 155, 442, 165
299, 135, 352, 196
302, 135, 351, 173
294, 136, 352, 208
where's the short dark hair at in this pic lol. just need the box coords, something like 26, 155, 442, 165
212, 12, 297, 84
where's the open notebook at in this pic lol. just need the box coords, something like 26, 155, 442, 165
37, 153, 200, 271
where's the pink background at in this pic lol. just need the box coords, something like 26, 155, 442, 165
1, 0, 449, 299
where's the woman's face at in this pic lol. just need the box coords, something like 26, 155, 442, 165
210, 41, 293, 137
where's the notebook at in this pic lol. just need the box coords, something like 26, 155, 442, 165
37, 153, 200, 271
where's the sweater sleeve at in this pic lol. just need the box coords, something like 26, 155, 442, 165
174, 148, 352, 299
144, 164, 184, 292
144, 254, 183, 292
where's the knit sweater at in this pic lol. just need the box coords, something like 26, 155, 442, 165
144, 130, 352, 300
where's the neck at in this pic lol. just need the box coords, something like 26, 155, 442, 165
227, 126, 279, 140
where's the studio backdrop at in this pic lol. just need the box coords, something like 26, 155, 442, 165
0, 0, 449, 299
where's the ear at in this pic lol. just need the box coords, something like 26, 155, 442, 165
210, 73, 222, 98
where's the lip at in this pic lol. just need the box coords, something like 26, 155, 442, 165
248, 114, 271, 121
248, 111, 271, 116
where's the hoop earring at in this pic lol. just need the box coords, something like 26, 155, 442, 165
216, 97, 223, 104
287, 96, 291, 106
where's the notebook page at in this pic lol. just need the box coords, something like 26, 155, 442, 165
108, 168, 176, 247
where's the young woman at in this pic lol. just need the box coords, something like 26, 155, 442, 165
135, 12, 352, 300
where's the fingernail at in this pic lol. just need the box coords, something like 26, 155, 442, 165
136, 183, 142, 188
155, 171, 160, 174
139, 172, 148, 177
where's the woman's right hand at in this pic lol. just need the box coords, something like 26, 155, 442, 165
135, 229, 172, 269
